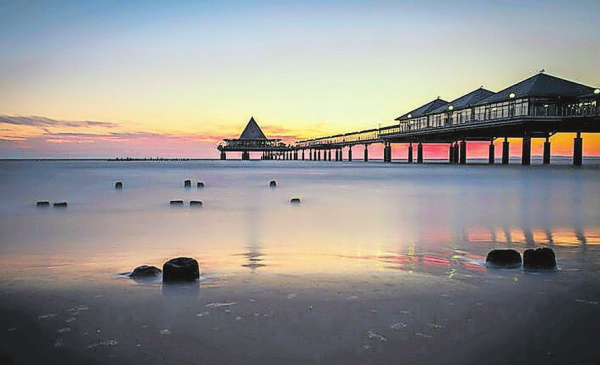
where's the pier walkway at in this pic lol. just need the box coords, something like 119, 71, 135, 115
293, 72, 600, 165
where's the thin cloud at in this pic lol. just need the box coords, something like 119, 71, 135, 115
0, 115, 119, 128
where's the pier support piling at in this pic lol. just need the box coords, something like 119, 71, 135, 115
408, 143, 413, 164
449, 143, 454, 164
417, 143, 423, 164
383, 143, 392, 163
489, 141, 495, 164
220, 151, 226, 160
348, 146, 353, 162
459, 140, 467, 165
364, 144, 369, 162
502, 138, 510, 165
543, 137, 551, 165
574, 132, 583, 166
522, 135, 531, 166
453, 143, 459, 164
328, 150, 332, 161
242, 151, 250, 160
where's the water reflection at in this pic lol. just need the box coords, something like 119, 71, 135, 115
161, 281, 200, 298
239, 203, 267, 271
334, 225, 600, 279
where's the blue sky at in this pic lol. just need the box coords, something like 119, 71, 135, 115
1, 0, 599, 157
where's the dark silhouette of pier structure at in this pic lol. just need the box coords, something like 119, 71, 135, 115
294, 72, 600, 166
217, 117, 294, 160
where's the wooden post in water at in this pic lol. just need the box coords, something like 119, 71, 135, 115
328, 149, 332, 161
522, 135, 531, 165
408, 143, 413, 164
220, 151, 226, 160
574, 131, 583, 166
449, 143, 454, 164
489, 141, 495, 164
417, 143, 423, 164
543, 136, 551, 165
364, 144, 369, 162
502, 138, 510, 165
348, 146, 353, 162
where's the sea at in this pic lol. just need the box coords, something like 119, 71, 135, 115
0, 158, 599, 365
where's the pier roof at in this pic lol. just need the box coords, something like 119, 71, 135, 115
395, 98, 448, 121
239, 117, 268, 140
429, 87, 496, 114
479, 72, 595, 104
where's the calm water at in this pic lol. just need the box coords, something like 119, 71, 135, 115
1, 159, 599, 364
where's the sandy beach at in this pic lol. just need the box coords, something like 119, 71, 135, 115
1, 160, 599, 364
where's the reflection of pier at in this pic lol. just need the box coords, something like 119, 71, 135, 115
218, 72, 599, 165
364, 226, 599, 276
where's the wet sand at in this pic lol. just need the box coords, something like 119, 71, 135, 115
1, 260, 600, 365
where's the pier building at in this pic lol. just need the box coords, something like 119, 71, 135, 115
294, 72, 600, 165
217, 117, 294, 160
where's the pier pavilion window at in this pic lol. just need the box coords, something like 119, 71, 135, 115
415, 116, 428, 129
530, 98, 558, 116
430, 114, 443, 128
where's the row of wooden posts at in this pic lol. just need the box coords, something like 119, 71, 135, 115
266, 132, 584, 166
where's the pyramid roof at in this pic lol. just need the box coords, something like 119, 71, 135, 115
429, 87, 496, 114
479, 72, 595, 104
239, 117, 268, 140
395, 98, 448, 121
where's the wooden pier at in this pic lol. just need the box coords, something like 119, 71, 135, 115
217, 117, 294, 160
294, 72, 600, 165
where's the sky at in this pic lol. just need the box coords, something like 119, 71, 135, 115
1, 0, 599, 159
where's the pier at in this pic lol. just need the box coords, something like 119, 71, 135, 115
218, 73, 599, 165
294, 72, 600, 166
217, 117, 294, 160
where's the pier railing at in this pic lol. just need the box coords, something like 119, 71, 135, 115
295, 96, 599, 148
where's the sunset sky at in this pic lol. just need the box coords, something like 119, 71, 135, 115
1, 0, 599, 159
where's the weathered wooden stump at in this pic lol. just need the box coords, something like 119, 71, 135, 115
486, 249, 522, 269
523, 247, 557, 270
163, 257, 200, 282
130, 265, 162, 279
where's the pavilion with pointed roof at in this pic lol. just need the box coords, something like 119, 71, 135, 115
217, 117, 293, 160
